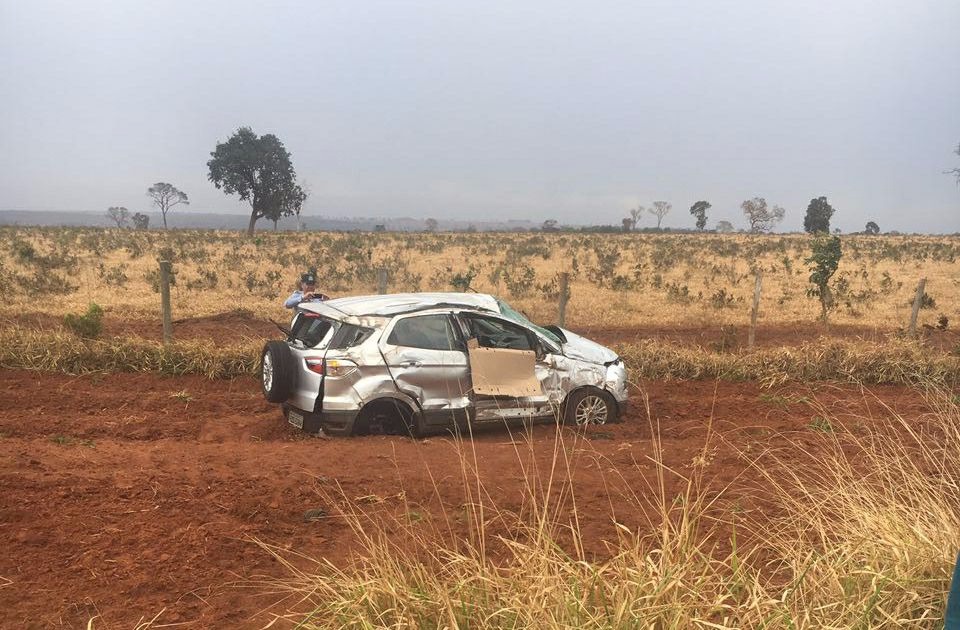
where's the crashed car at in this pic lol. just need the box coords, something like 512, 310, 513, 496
260, 292, 628, 436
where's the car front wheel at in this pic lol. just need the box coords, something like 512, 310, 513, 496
563, 388, 619, 426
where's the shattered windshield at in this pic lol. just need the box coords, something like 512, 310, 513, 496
495, 298, 563, 346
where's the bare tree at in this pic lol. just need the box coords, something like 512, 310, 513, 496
132, 213, 150, 230
648, 201, 672, 229
146, 183, 189, 230
741, 197, 785, 233
629, 205, 645, 230
296, 179, 310, 231
106, 206, 130, 228
947, 142, 960, 185
425, 218, 439, 232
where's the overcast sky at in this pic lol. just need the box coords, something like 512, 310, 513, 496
1, 0, 959, 232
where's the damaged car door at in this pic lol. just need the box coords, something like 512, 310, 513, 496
456, 313, 556, 423
379, 313, 471, 429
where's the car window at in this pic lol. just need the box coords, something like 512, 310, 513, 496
495, 298, 563, 346
329, 324, 374, 349
462, 315, 534, 351
387, 314, 460, 351
291, 314, 335, 347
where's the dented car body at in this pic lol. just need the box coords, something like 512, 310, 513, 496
260, 293, 628, 436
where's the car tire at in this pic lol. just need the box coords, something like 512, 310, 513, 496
563, 388, 619, 426
261, 341, 295, 403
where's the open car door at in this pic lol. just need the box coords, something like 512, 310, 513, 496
456, 312, 556, 424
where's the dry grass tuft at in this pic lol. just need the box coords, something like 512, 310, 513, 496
0, 327, 257, 378
250, 391, 958, 628
617, 337, 960, 386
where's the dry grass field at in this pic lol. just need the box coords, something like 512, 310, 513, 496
1, 226, 959, 628
1, 227, 957, 330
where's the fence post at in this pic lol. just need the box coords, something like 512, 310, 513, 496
748, 271, 762, 350
159, 260, 173, 346
376, 268, 389, 295
558, 272, 570, 327
908, 277, 927, 337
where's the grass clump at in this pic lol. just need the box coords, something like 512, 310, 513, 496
63, 302, 103, 339
0, 327, 257, 378
616, 337, 960, 387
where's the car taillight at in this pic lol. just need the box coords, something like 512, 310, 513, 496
303, 357, 358, 377
325, 358, 358, 377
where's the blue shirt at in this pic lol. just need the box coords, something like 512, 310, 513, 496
284, 291, 329, 309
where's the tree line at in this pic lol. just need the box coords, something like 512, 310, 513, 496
105, 136, 959, 235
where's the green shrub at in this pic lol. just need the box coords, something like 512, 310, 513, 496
63, 303, 104, 339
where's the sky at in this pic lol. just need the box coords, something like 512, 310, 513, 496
1, 0, 959, 233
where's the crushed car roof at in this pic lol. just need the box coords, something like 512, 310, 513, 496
304, 293, 502, 318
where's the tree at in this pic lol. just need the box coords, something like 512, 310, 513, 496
806, 234, 842, 322
207, 127, 307, 237
629, 206, 645, 230
621, 217, 633, 232
132, 213, 150, 230
425, 218, 439, 232
648, 201, 672, 229
146, 183, 189, 230
689, 201, 711, 231
106, 206, 130, 228
716, 220, 734, 233
946, 142, 960, 184
541, 218, 559, 232
865, 221, 880, 235
741, 197, 785, 233
803, 196, 835, 233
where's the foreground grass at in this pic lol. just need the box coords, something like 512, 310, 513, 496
252, 391, 958, 628
1, 326, 958, 385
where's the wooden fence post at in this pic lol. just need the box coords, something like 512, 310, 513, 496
908, 277, 927, 337
558, 272, 570, 327
376, 268, 389, 295
159, 260, 173, 346
748, 271, 762, 350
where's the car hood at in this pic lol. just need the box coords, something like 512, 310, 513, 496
558, 328, 618, 364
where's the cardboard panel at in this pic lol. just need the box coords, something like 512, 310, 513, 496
468, 343, 542, 397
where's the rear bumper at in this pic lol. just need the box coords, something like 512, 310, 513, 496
284, 404, 359, 437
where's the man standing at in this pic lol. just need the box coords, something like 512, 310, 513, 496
284, 271, 329, 309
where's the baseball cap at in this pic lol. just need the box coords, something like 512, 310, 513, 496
301, 272, 317, 284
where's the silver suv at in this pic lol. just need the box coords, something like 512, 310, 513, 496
260, 293, 628, 436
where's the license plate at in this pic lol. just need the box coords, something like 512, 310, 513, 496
287, 409, 304, 429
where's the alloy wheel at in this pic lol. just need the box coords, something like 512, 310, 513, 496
575, 394, 608, 425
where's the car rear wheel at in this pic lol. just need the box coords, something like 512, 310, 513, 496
261, 341, 295, 403
563, 388, 619, 426
353, 399, 421, 437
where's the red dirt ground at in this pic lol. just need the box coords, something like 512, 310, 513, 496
0, 369, 938, 629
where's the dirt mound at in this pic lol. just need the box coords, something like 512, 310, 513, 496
0, 368, 936, 628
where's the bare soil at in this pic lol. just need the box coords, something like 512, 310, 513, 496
0, 369, 937, 628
